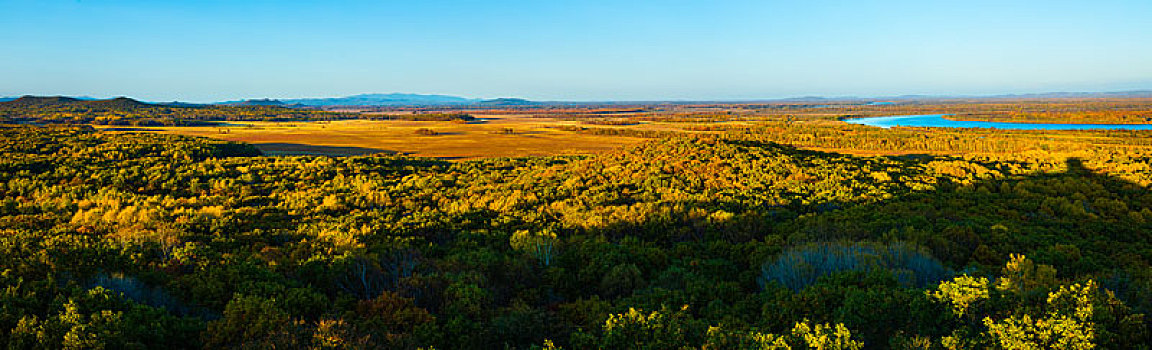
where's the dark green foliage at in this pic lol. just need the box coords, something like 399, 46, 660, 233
203, 295, 296, 349
760, 242, 952, 291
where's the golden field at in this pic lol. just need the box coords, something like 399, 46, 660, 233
96, 115, 652, 159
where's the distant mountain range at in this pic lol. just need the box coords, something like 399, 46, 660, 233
222, 93, 473, 106
194, 89, 1152, 106
294, 93, 476, 106
5, 90, 1151, 107
0, 94, 543, 109
221, 93, 543, 107
226, 98, 289, 107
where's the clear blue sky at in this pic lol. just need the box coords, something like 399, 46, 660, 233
2, 0, 1151, 102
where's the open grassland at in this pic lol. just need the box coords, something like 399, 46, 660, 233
96, 115, 657, 159
94, 112, 1152, 161
84, 99, 1152, 161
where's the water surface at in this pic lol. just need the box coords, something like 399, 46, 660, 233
845, 114, 1152, 131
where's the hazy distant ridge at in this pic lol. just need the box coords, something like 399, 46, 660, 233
219, 90, 1152, 106
223, 93, 480, 106
7, 90, 1152, 107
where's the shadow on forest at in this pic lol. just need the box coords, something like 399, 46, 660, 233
253, 142, 396, 156
546, 143, 1152, 348
581, 139, 1152, 307
99, 127, 159, 131
770, 155, 1152, 307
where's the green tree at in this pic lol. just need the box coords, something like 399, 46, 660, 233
511, 228, 558, 267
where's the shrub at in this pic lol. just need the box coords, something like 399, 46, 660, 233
89, 272, 191, 315
759, 242, 952, 291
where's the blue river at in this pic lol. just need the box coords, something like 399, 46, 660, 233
844, 114, 1152, 131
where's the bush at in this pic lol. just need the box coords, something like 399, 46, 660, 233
759, 242, 952, 291
89, 272, 197, 317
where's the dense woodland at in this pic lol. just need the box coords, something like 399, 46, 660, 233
3, 100, 1152, 349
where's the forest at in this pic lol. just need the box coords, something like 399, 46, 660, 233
2, 99, 1152, 349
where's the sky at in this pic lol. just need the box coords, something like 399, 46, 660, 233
1, 0, 1151, 102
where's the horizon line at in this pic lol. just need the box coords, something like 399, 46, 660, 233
4, 88, 1152, 105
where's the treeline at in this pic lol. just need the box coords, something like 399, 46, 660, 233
952, 109, 1152, 124
626, 112, 738, 123
355, 113, 476, 122
581, 119, 640, 126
